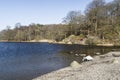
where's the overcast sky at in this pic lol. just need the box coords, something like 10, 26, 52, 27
0, 0, 113, 30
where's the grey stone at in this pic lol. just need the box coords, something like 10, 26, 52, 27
70, 61, 81, 68
95, 52, 100, 55
79, 54, 86, 57
112, 52, 120, 57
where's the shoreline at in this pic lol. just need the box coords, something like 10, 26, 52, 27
33, 51, 120, 80
0, 40, 118, 47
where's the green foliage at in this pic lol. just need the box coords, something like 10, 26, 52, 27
79, 34, 85, 38
85, 38, 97, 45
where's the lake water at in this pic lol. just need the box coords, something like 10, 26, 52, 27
0, 42, 120, 80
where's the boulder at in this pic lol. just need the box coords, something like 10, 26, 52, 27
112, 52, 120, 57
82, 55, 93, 61
68, 41, 72, 44
70, 61, 81, 68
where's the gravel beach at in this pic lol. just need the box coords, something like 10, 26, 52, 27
33, 52, 120, 80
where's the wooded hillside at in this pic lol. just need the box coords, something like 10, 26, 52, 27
0, 0, 120, 44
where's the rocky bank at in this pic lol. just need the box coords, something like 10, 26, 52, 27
33, 52, 120, 80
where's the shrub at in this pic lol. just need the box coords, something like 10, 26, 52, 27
85, 38, 98, 45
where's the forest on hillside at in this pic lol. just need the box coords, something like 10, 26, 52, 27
0, 0, 120, 44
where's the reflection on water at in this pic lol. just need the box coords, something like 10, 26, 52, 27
0, 42, 120, 80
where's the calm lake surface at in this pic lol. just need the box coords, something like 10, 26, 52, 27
0, 42, 120, 80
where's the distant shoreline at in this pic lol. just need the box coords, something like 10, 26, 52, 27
0, 40, 119, 47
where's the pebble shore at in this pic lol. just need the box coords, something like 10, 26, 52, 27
33, 52, 120, 80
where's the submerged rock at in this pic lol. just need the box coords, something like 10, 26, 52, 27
70, 61, 81, 68
95, 52, 100, 55
82, 55, 93, 61
70, 51, 73, 54
79, 54, 86, 57
75, 54, 79, 56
